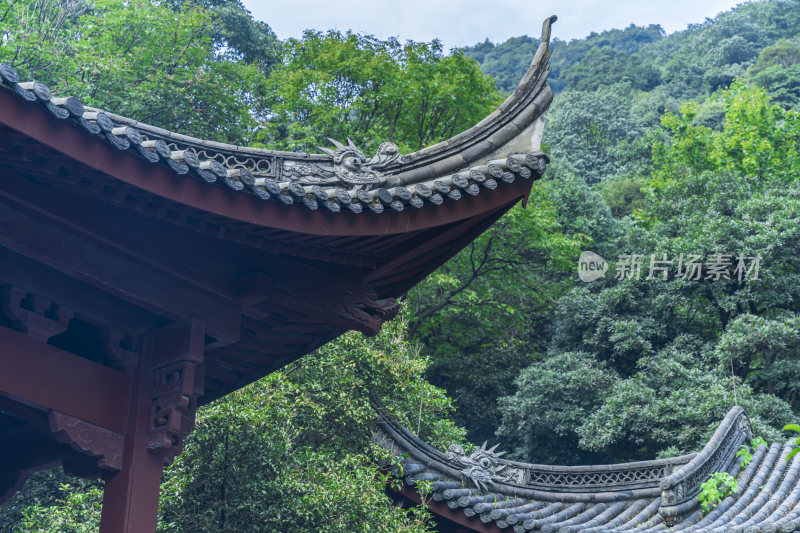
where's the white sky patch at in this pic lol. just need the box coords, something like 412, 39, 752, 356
243, 0, 746, 50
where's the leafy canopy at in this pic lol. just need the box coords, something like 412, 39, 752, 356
12, 311, 461, 533
259, 31, 501, 154
0, 0, 276, 145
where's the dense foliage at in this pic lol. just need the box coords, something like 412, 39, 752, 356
157, 313, 462, 532
0, 0, 277, 144
409, 181, 586, 442
259, 32, 500, 154
3, 0, 800, 530
458, 0, 800, 463
4, 313, 461, 532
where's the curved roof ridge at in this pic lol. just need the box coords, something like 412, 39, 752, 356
95, 15, 558, 180
389, 16, 556, 169
375, 407, 799, 532
379, 415, 696, 476
0, 17, 555, 217
659, 405, 753, 521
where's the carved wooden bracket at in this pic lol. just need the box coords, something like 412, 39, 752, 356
0, 285, 73, 341
338, 287, 400, 337
48, 410, 125, 471
146, 361, 202, 464
102, 328, 137, 372
146, 319, 205, 465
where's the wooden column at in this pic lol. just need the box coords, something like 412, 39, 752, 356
99, 319, 205, 533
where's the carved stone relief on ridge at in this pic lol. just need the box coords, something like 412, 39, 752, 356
282, 139, 403, 190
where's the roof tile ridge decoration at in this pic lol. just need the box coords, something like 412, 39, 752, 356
658, 405, 753, 523
376, 416, 695, 499
374, 407, 786, 533
0, 17, 556, 215
391, 15, 557, 169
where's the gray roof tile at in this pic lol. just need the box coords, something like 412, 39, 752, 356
377, 407, 800, 532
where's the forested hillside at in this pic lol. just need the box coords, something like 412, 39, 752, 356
1, 0, 800, 530
429, 0, 800, 464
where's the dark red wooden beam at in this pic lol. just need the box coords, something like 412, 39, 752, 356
0, 246, 161, 334
0, 186, 241, 345
0, 325, 130, 433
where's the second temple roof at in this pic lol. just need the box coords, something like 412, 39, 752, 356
377, 407, 800, 532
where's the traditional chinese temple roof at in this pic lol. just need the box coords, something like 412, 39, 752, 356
0, 13, 553, 219
377, 407, 800, 533
0, 15, 564, 531
0, 16, 555, 406
0, 16, 560, 523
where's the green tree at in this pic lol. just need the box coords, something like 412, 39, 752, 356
12, 312, 460, 532
749, 39, 800, 108
187, 0, 281, 74
161, 310, 462, 532
0, 473, 101, 533
462, 36, 538, 94
716, 313, 800, 409
752, 64, 800, 108
0, 0, 86, 81
749, 39, 800, 75
260, 31, 501, 154
409, 174, 590, 444
598, 175, 647, 218
464, 24, 665, 94
561, 46, 660, 92
70, 0, 267, 144
16, 481, 103, 533
0, 0, 271, 145
498, 81, 800, 463
543, 83, 658, 184
496, 351, 618, 464
577, 344, 790, 459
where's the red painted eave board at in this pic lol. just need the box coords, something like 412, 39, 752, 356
0, 89, 533, 237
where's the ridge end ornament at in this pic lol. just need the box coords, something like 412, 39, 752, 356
283, 139, 403, 191
446, 441, 525, 491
